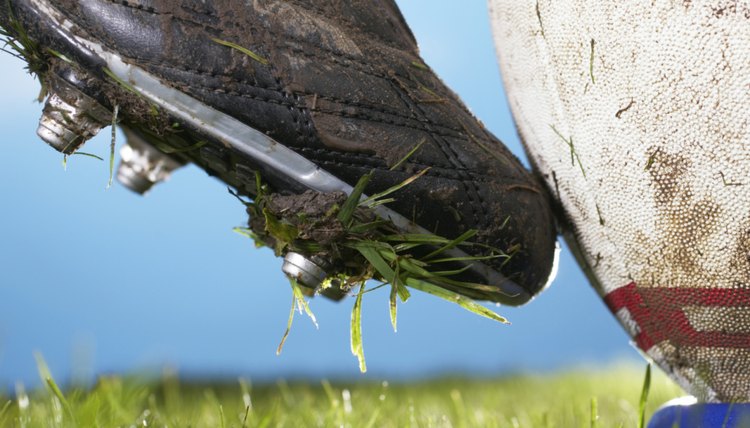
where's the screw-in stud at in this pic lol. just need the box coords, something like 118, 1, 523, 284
282, 252, 329, 290
36, 74, 112, 154
116, 127, 184, 195
281, 252, 347, 301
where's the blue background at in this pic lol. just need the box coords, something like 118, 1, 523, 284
0, 1, 640, 389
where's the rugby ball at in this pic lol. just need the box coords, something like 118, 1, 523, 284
491, 0, 750, 402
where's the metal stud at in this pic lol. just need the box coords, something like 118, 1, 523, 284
282, 252, 347, 301
36, 74, 112, 154
116, 127, 184, 195
282, 252, 330, 290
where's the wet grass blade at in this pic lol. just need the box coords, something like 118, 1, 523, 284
263, 208, 299, 253
103, 67, 139, 96
290, 279, 318, 329
351, 283, 366, 373
363, 408, 381, 428
395, 282, 411, 302
423, 229, 478, 260
360, 168, 430, 208
389, 138, 425, 171
591, 397, 599, 428
107, 104, 119, 189
46, 47, 72, 63
363, 197, 396, 209
389, 283, 398, 332
151, 139, 207, 154
347, 219, 390, 234
233, 227, 255, 239
72, 152, 104, 161
382, 233, 453, 245
276, 295, 296, 355
638, 364, 651, 428
428, 254, 503, 264
427, 264, 473, 277
338, 173, 372, 226
351, 242, 396, 284
211, 37, 269, 65
35, 353, 76, 425
0, 400, 11, 424
405, 278, 509, 324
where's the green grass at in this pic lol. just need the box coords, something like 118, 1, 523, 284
0, 364, 684, 427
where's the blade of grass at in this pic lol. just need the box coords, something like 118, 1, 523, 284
351, 282, 366, 373
241, 405, 250, 428
429, 254, 504, 264
276, 295, 296, 355
427, 264, 473, 277
103, 67, 139, 96
263, 209, 299, 253
72, 152, 104, 161
253, 171, 264, 200
46, 47, 72, 63
218, 404, 226, 428
351, 243, 396, 284
364, 408, 381, 428
320, 379, 339, 409
396, 281, 411, 302
638, 364, 651, 428
389, 138, 426, 171
405, 278, 509, 324
423, 229, 478, 260
338, 173, 372, 225
35, 353, 77, 425
107, 104, 119, 189
348, 219, 391, 234
721, 403, 734, 428
361, 283, 389, 295
290, 279, 318, 328
233, 227, 255, 239
389, 283, 398, 332
151, 139, 207, 154
381, 234, 454, 244
0, 400, 11, 423
46, 377, 77, 425
393, 242, 428, 252
211, 37, 269, 65
363, 197, 397, 209
360, 168, 430, 208
590, 397, 599, 428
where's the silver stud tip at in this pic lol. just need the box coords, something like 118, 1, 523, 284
282, 252, 329, 290
36, 74, 112, 154
116, 127, 184, 195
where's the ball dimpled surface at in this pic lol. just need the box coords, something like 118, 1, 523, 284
491, 0, 750, 402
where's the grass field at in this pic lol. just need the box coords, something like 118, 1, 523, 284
0, 364, 685, 427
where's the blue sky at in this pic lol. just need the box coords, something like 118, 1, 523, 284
0, 1, 641, 388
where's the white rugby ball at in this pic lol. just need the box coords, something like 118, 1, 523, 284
490, 0, 750, 402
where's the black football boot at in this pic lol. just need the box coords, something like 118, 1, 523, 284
0, 0, 558, 304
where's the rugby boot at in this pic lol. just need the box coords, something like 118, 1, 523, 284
0, 0, 558, 304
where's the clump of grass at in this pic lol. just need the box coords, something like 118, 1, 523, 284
0, 4, 49, 100
234, 153, 513, 371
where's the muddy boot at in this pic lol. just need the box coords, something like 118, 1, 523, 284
0, 0, 557, 304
